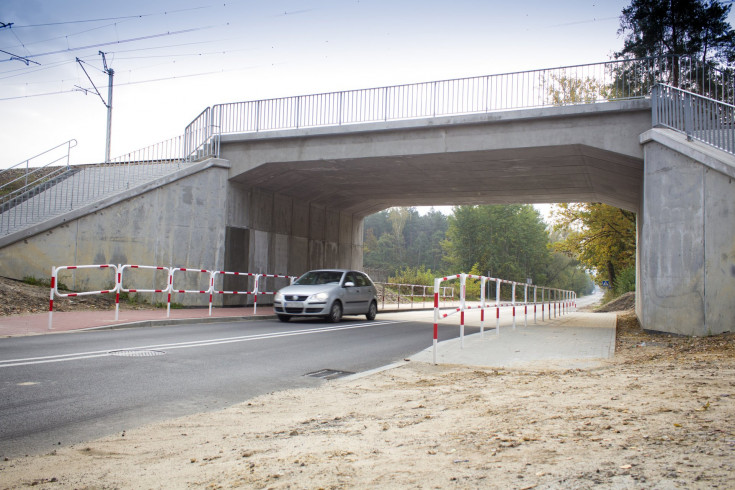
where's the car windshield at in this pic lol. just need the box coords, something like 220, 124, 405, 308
294, 271, 344, 285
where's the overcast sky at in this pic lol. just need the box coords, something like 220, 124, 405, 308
2, 0, 652, 168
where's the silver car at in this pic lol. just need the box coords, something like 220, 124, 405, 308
273, 269, 378, 323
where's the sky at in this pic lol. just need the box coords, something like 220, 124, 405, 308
1, 0, 642, 169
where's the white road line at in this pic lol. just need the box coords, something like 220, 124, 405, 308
0, 320, 406, 368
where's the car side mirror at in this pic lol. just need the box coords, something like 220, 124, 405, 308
344, 281, 355, 288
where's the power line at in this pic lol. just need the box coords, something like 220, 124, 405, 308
0, 48, 40, 66
9, 5, 213, 29
0, 25, 222, 62
0, 67, 236, 101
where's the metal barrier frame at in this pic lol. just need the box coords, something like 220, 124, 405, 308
431, 272, 576, 364
47, 264, 300, 329
49, 264, 119, 329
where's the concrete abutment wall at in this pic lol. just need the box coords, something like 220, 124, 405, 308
640, 129, 735, 335
223, 182, 363, 305
0, 160, 364, 307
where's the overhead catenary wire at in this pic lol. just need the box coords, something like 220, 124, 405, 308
0, 24, 223, 62
8, 5, 213, 29
0, 67, 238, 101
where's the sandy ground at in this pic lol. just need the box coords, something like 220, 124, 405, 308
1, 311, 734, 489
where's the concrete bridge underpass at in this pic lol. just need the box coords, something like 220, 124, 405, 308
1, 77, 734, 337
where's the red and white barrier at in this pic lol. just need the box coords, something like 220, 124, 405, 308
431, 272, 576, 364
169, 267, 213, 317
210, 270, 259, 315
49, 264, 119, 330
254, 273, 297, 315
119, 264, 173, 316
47, 263, 300, 329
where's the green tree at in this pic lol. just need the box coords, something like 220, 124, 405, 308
617, 0, 735, 63
442, 205, 551, 284
363, 207, 448, 275
546, 73, 611, 105
616, 0, 735, 98
551, 203, 637, 290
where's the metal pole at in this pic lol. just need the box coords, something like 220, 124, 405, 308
105, 67, 114, 162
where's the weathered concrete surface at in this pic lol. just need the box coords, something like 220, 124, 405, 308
222, 182, 363, 305
221, 99, 650, 216
640, 128, 735, 335
0, 161, 230, 305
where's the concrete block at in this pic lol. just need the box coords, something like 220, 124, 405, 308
250, 188, 274, 232
289, 236, 309, 276
325, 241, 338, 266
271, 233, 290, 275
226, 182, 250, 229
339, 214, 352, 244
325, 210, 340, 243
641, 142, 706, 334
704, 168, 735, 334
309, 240, 325, 269
223, 226, 257, 306
309, 204, 325, 241
251, 229, 270, 273
273, 194, 293, 235
292, 202, 309, 238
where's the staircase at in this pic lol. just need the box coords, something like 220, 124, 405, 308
0, 160, 196, 238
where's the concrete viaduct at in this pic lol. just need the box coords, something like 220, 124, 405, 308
1, 97, 734, 337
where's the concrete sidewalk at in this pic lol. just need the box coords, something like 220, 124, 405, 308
410, 311, 617, 369
0, 306, 276, 337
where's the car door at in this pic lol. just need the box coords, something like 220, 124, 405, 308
344, 271, 373, 314
342, 272, 362, 314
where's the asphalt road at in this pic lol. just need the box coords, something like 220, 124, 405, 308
0, 313, 475, 458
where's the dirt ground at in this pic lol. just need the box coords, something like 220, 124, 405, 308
0, 283, 734, 489
0, 276, 156, 316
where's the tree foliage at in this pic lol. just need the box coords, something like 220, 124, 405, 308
551, 203, 637, 290
615, 0, 735, 98
363, 205, 595, 296
442, 205, 552, 285
617, 0, 735, 64
546, 74, 611, 105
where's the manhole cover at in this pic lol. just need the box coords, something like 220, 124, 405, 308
305, 369, 355, 380
108, 349, 165, 357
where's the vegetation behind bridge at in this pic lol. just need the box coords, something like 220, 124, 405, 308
363, 205, 598, 296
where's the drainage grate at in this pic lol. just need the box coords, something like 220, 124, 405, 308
108, 349, 165, 357
305, 369, 355, 380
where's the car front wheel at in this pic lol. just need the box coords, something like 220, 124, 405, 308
327, 301, 343, 323
366, 301, 377, 321
277, 314, 290, 322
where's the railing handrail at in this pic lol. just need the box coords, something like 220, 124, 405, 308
1, 139, 77, 173
212, 55, 723, 112
652, 83, 735, 155
655, 82, 735, 109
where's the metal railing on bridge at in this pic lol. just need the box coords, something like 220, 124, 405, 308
652, 84, 735, 155
189, 55, 733, 140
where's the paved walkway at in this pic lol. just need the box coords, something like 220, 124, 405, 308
409, 311, 617, 369
0, 306, 275, 337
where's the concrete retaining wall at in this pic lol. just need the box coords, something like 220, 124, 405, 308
0, 163, 230, 305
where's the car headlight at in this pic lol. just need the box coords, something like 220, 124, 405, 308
307, 292, 329, 302
274, 291, 283, 302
